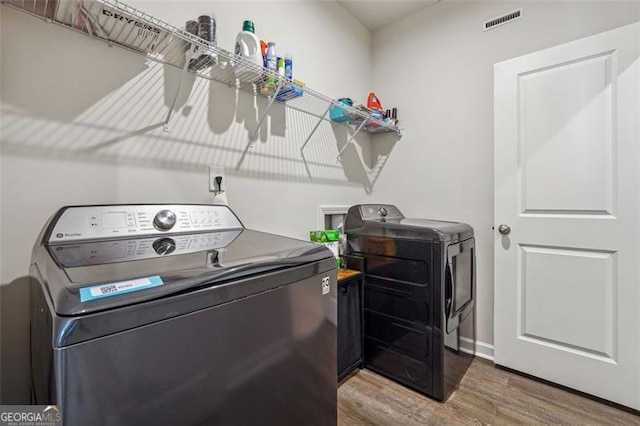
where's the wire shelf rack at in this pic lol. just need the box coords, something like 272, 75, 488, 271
3, 0, 403, 173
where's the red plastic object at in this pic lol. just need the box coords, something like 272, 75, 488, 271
367, 92, 383, 111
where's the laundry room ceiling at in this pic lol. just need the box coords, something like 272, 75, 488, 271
337, 0, 439, 32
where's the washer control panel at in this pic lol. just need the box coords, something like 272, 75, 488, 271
47, 205, 243, 243
51, 230, 241, 267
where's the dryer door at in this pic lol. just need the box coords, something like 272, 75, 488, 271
445, 238, 475, 334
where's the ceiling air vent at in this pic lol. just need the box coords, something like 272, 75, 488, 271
483, 9, 522, 31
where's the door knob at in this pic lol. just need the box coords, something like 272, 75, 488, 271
498, 224, 511, 235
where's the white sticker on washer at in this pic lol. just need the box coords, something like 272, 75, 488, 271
79, 275, 164, 302
322, 277, 330, 295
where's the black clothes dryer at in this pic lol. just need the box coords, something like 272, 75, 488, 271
345, 204, 475, 401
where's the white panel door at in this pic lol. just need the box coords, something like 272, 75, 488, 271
494, 22, 639, 410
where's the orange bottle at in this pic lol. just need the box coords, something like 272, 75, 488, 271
367, 92, 383, 111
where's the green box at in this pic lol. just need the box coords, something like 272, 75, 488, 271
310, 230, 341, 268
309, 230, 340, 243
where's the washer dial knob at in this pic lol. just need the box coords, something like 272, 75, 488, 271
378, 207, 388, 217
154, 210, 177, 231
153, 238, 176, 256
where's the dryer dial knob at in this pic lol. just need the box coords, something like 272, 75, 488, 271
154, 210, 177, 230
378, 207, 388, 217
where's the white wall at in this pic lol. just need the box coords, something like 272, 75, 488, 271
5, 0, 638, 406
0, 1, 376, 403
371, 1, 640, 349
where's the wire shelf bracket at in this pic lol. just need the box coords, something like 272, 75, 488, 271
235, 80, 285, 171
299, 105, 331, 178
337, 120, 367, 162
249, 80, 285, 144
163, 44, 198, 132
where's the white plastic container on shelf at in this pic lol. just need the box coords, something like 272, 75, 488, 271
234, 20, 263, 82
260, 42, 278, 95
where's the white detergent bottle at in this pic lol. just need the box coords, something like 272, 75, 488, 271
235, 20, 263, 82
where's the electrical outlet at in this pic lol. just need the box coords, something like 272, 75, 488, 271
209, 165, 225, 193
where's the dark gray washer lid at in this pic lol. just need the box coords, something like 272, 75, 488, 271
36, 229, 334, 317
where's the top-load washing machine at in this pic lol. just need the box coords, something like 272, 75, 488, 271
30, 204, 337, 426
344, 204, 475, 401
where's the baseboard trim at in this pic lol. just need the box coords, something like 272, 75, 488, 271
459, 337, 494, 361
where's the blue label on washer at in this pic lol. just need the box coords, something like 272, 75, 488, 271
79, 275, 164, 302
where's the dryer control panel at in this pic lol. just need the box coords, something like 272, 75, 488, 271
359, 204, 404, 221
46, 205, 243, 243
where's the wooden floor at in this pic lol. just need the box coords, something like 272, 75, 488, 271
338, 359, 640, 425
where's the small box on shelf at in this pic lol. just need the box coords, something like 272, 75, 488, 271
330, 98, 353, 123
257, 76, 304, 102
275, 85, 303, 102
